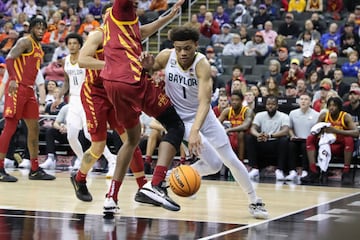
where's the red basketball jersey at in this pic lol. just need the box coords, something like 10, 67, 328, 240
14, 36, 43, 86
100, 0, 142, 83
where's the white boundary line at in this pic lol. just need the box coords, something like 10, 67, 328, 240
0, 214, 81, 221
198, 192, 360, 240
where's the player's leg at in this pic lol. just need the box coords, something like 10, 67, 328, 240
66, 107, 84, 161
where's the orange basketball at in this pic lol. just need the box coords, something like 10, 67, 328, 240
169, 165, 201, 197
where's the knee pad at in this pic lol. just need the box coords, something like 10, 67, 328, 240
156, 106, 184, 150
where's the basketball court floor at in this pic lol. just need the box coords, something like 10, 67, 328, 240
0, 169, 360, 239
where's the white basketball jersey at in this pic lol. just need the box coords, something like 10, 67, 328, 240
164, 50, 205, 122
64, 55, 86, 99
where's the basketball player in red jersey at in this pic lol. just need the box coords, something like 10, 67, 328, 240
72, 3, 179, 203
303, 97, 359, 184
0, 18, 55, 182
100, 0, 185, 213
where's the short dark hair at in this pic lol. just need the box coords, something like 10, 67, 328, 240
327, 96, 343, 110
65, 33, 83, 47
170, 26, 199, 42
29, 18, 47, 32
231, 90, 244, 100
102, 3, 112, 15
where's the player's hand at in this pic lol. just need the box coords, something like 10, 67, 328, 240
39, 104, 45, 114
8, 80, 17, 96
188, 130, 202, 157
168, 0, 185, 17
139, 51, 154, 70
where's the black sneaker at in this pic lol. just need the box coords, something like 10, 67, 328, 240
139, 181, 180, 211
300, 171, 320, 184
0, 168, 18, 182
134, 189, 161, 206
28, 167, 56, 180
341, 172, 353, 185
70, 171, 92, 202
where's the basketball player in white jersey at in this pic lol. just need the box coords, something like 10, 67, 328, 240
140, 26, 268, 219
43, 33, 116, 174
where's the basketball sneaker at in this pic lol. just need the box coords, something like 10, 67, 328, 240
70, 171, 92, 202
248, 168, 259, 180
285, 170, 298, 181
28, 167, 56, 180
19, 159, 31, 169
39, 158, 56, 170
139, 181, 180, 211
4, 158, 15, 168
0, 168, 18, 182
249, 198, 269, 219
275, 169, 285, 181
103, 197, 119, 215
106, 160, 116, 179
134, 189, 161, 206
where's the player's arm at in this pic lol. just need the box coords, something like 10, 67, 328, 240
218, 107, 230, 123
140, 0, 184, 39
0, 81, 5, 99
228, 108, 254, 132
36, 70, 46, 106
140, 49, 171, 74
78, 30, 105, 70
59, 71, 70, 101
5, 37, 31, 95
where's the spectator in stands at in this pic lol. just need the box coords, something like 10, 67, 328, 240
160, 29, 173, 51
333, 69, 350, 99
77, 14, 100, 35
324, 39, 339, 56
252, 4, 270, 30
50, 20, 68, 46
213, 94, 229, 117
320, 23, 341, 48
260, 85, 269, 96
88, 0, 103, 23
184, 14, 201, 30
302, 97, 359, 185
260, 21, 277, 49
244, 31, 268, 64
288, 93, 319, 180
18, 20, 30, 38
278, 12, 300, 39
296, 78, 312, 97
289, 41, 304, 62
246, 95, 290, 180
197, 4, 207, 23
312, 79, 335, 112
244, 90, 256, 110
231, 78, 247, 95
281, 58, 305, 85
58, 0, 69, 18
300, 19, 321, 42
44, 80, 58, 105
23, 0, 38, 19
40, 104, 69, 170
213, 23, 233, 50
340, 34, 360, 57
325, 0, 343, 21
45, 86, 66, 115
222, 34, 244, 58
42, 0, 58, 21
224, 0, 236, 17
285, 82, 298, 98
14, 13, 28, 33
219, 91, 254, 161
243, 0, 258, 18
211, 66, 225, 106
312, 42, 327, 64
306, 0, 324, 12
250, 85, 261, 97
288, 0, 306, 12
342, 51, 360, 77
77, 0, 90, 20
51, 38, 69, 63
137, 0, 151, 24
67, 15, 80, 33
0, 22, 13, 43
277, 47, 291, 74
239, 26, 251, 45
266, 77, 283, 97
214, 4, 230, 27
0, 29, 18, 56
343, 88, 360, 125
200, 11, 220, 39
297, 30, 316, 54
262, 59, 282, 85
272, 35, 288, 55
264, 0, 281, 20
317, 59, 335, 80
205, 46, 223, 74
225, 66, 245, 96
306, 70, 320, 93
340, 22, 359, 48
230, 4, 252, 29
328, 52, 341, 68
44, 55, 65, 85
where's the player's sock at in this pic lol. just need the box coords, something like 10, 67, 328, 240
145, 156, 152, 164
107, 179, 121, 202
343, 164, 350, 173
30, 158, 39, 171
310, 163, 317, 173
136, 176, 147, 189
0, 158, 4, 169
180, 157, 186, 164
75, 170, 87, 183
152, 165, 167, 186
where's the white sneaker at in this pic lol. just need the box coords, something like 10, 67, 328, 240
285, 170, 298, 181
275, 169, 285, 181
106, 161, 116, 179
4, 158, 15, 168
139, 181, 180, 211
301, 170, 308, 178
19, 159, 31, 169
248, 168, 259, 180
249, 198, 269, 219
39, 158, 56, 170
103, 197, 119, 216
